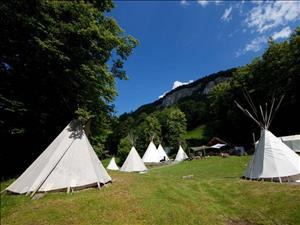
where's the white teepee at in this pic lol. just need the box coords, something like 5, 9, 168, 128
235, 95, 300, 180
244, 129, 300, 179
157, 144, 169, 161
5, 120, 111, 195
142, 141, 161, 163
175, 145, 188, 161
120, 146, 147, 172
107, 157, 119, 171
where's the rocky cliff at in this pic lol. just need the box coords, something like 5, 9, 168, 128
161, 76, 230, 107
133, 68, 236, 115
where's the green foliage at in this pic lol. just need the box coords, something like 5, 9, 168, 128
177, 99, 209, 130
208, 81, 232, 116
109, 107, 187, 157
75, 108, 95, 125
184, 125, 206, 140
158, 107, 187, 153
135, 114, 161, 153
0, 0, 137, 177
117, 135, 132, 164
106, 116, 135, 155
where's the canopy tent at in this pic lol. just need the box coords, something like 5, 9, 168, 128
142, 141, 160, 163
4, 120, 111, 196
279, 135, 300, 153
175, 145, 188, 161
244, 129, 300, 179
107, 157, 119, 170
157, 144, 169, 161
210, 143, 227, 149
191, 146, 210, 157
120, 146, 147, 172
235, 94, 300, 181
207, 137, 228, 146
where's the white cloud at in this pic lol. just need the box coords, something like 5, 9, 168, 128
245, 36, 267, 52
159, 92, 168, 99
180, 0, 223, 8
215, 0, 222, 5
272, 26, 292, 40
180, 0, 189, 6
159, 80, 194, 99
236, 36, 267, 57
172, 80, 194, 89
221, 7, 233, 22
197, 0, 209, 7
246, 1, 300, 33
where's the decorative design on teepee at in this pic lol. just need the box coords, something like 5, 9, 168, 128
235, 93, 300, 182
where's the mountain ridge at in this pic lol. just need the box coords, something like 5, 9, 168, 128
131, 67, 236, 116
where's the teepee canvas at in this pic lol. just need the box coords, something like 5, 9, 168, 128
120, 146, 147, 172
235, 94, 300, 181
107, 157, 119, 170
157, 144, 169, 161
244, 129, 300, 179
175, 145, 188, 161
4, 120, 111, 196
142, 141, 160, 163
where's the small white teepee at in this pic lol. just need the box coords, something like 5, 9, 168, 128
142, 141, 161, 163
107, 157, 119, 171
5, 120, 111, 196
157, 144, 169, 161
175, 145, 188, 162
120, 146, 147, 172
235, 95, 300, 181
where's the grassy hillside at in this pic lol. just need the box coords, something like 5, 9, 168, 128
184, 125, 207, 140
1, 157, 300, 225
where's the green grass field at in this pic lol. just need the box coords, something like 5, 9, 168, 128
184, 125, 207, 140
1, 156, 300, 225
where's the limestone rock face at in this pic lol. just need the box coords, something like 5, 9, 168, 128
160, 76, 229, 107
134, 68, 235, 113
202, 77, 229, 95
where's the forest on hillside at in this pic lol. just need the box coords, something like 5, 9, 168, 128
1, 0, 299, 178
110, 27, 300, 158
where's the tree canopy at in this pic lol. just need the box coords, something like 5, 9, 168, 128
0, 0, 137, 178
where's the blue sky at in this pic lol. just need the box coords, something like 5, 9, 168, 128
110, 1, 300, 115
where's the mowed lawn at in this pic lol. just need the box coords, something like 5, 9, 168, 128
1, 156, 300, 225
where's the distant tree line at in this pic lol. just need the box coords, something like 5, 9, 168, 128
107, 107, 187, 163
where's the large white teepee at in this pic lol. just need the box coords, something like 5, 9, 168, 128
244, 129, 300, 179
142, 141, 161, 163
235, 95, 300, 181
175, 145, 188, 161
5, 120, 111, 195
157, 144, 169, 161
107, 157, 119, 171
120, 146, 147, 172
